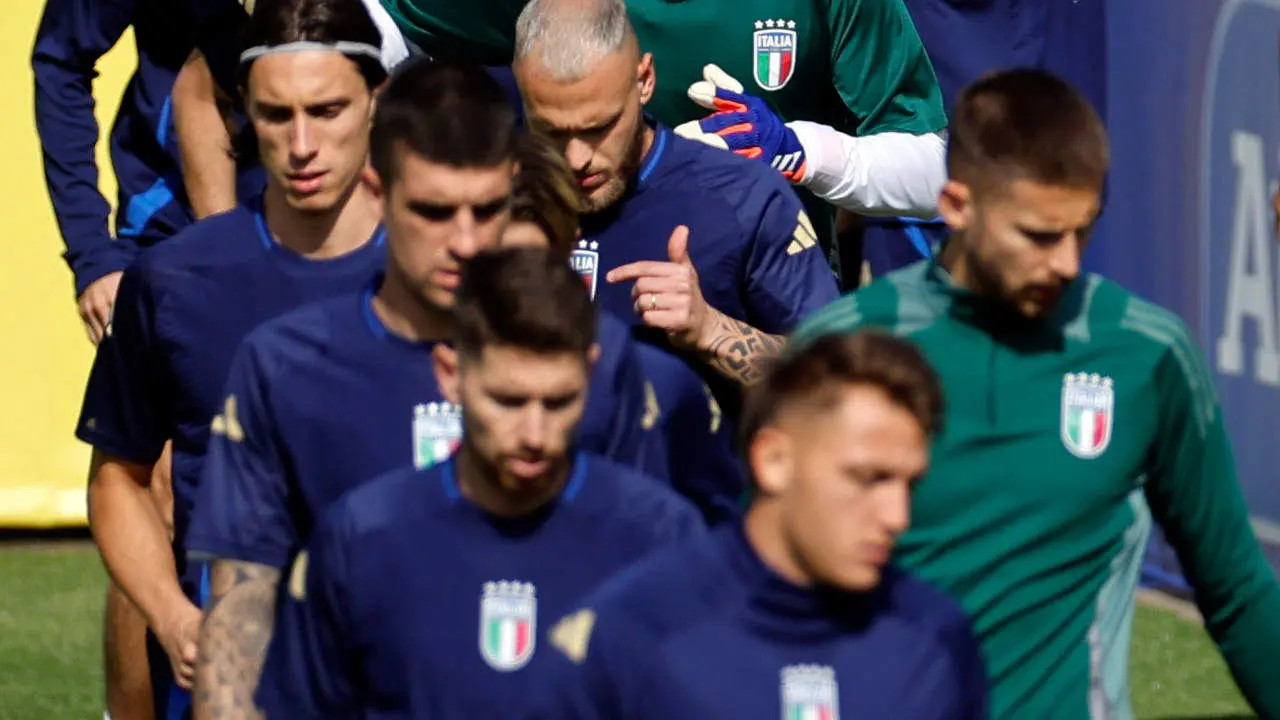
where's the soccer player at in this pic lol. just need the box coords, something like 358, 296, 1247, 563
512, 0, 840, 416
792, 69, 1280, 718
75, 0, 389, 716
186, 61, 659, 719
505, 130, 744, 521
256, 246, 704, 718
527, 331, 986, 718
628, 0, 947, 287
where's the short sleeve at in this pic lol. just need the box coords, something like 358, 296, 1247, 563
743, 181, 841, 333
186, 335, 298, 570
76, 260, 170, 465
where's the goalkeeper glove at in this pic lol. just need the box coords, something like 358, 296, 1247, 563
673, 64, 808, 183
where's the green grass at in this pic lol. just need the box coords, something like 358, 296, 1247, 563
0, 543, 1259, 718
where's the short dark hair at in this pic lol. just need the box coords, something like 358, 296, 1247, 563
512, 131, 582, 259
741, 332, 944, 450
453, 246, 596, 361
369, 59, 519, 185
236, 0, 386, 90
947, 68, 1108, 194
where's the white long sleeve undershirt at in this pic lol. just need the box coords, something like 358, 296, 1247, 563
788, 121, 947, 219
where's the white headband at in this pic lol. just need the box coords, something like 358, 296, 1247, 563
239, 40, 383, 66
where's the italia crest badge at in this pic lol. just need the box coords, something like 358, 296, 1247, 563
1060, 373, 1114, 459
479, 581, 537, 672
571, 239, 600, 300
781, 665, 839, 720
753, 19, 797, 91
412, 402, 462, 469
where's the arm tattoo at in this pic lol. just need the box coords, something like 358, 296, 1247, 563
701, 314, 786, 385
194, 560, 281, 720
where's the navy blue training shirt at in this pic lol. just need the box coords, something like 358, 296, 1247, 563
76, 202, 386, 584
188, 288, 658, 572
526, 522, 989, 719
256, 452, 705, 719
634, 343, 743, 525
577, 122, 840, 419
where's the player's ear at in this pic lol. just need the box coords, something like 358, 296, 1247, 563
747, 426, 793, 497
636, 52, 655, 106
363, 165, 385, 215
432, 344, 461, 405
585, 343, 601, 371
937, 179, 973, 233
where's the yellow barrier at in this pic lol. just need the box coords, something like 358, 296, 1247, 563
0, 3, 137, 527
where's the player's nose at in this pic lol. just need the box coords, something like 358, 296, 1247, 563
1049, 236, 1082, 282
289, 116, 317, 160
563, 138, 593, 174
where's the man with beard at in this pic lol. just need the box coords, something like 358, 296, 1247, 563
512, 0, 840, 424
75, 0, 390, 717
256, 246, 703, 719
187, 60, 658, 719
793, 69, 1280, 719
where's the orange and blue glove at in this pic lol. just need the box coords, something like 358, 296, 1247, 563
674, 64, 807, 183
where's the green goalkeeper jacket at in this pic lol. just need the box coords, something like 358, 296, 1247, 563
793, 260, 1280, 720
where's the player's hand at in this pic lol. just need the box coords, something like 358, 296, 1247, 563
606, 226, 717, 352
674, 64, 807, 183
77, 271, 124, 345
155, 601, 202, 689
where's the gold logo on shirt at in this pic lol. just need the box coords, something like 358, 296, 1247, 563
549, 609, 596, 664
702, 383, 723, 434
641, 381, 661, 431
786, 210, 818, 255
210, 395, 244, 443
287, 550, 309, 601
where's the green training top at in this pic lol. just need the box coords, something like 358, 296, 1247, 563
628, 0, 947, 276
792, 261, 1280, 720
381, 0, 526, 65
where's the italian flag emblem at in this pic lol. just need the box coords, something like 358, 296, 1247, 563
479, 581, 537, 671
753, 20, 797, 91
1060, 373, 1115, 459
781, 665, 840, 720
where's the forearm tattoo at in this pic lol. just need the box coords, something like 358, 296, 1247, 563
194, 560, 280, 720
702, 314, 786, 385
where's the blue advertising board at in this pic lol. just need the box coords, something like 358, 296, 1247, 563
1102, 0, 1280, 588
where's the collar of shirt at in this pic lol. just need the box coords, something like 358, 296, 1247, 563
721, 520, 885, 639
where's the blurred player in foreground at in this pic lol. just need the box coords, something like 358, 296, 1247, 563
187, 60, 658, 719
257, 246, 705, 718
503, 131, 744, 521
794, 69, 1280, 718
527, 331, 986, 718
76, 0, 389, 717
513, 0, 840, 420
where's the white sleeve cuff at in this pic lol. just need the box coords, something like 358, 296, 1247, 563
789, 121, 947, 219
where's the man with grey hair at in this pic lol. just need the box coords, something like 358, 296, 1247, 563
514, 0, 840, 429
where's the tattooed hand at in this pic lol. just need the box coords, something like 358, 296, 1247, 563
194, 560, 281, 720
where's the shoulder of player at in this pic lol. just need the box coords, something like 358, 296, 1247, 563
1078, 275, 1200, 360
325, 463, 446, 540
135, 206, 261, 277
792, 264, 922, 342
238, 292, 357, 371
574, 453, 701, 525
659, 132, 797, 211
